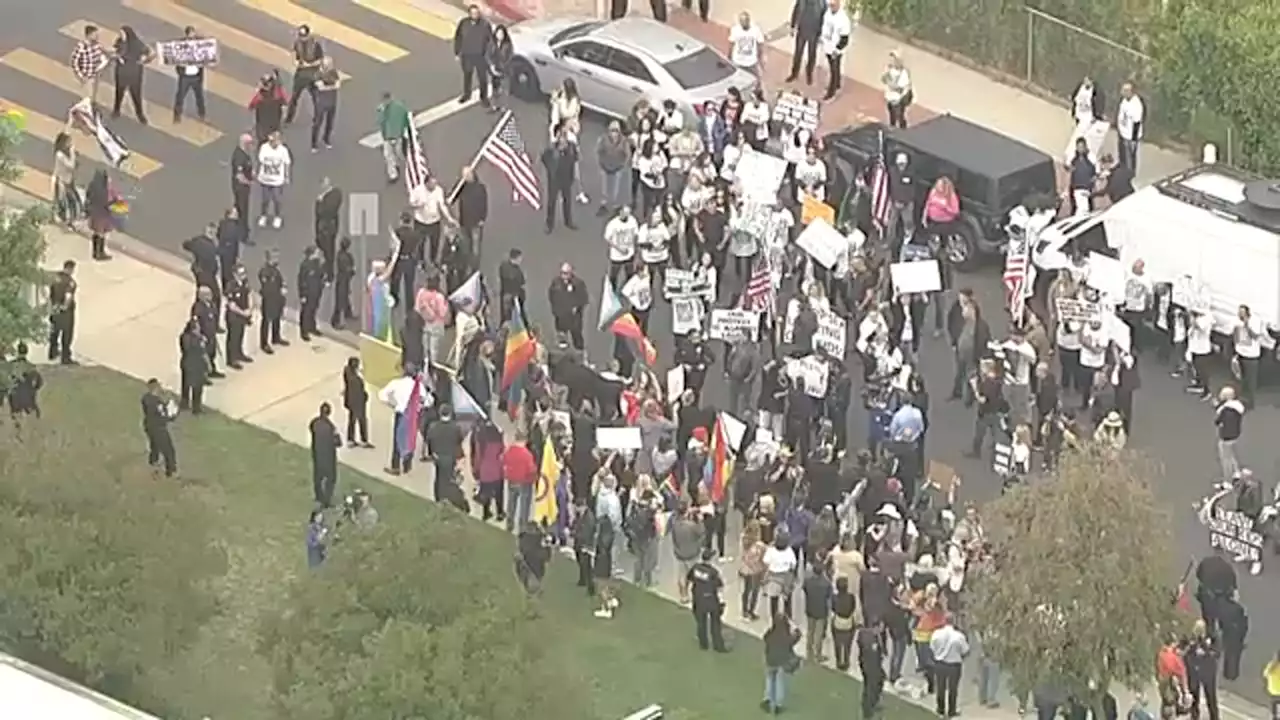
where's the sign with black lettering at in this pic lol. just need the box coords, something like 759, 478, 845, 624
157, 38, 219, 67
1206, 505, 1264, 562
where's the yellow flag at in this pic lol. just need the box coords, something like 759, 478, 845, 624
533, 435, 561, 527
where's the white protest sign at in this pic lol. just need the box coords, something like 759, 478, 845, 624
672, 297, 703, 335
813, 309, 848, 358
709, 308, 760, 343
735, 150, 788, 204
666, 366, 685, 404
157, 38, 219, 66
785, 355, 829, 398
718, 412, 748, 451
794, 217, 845, 269
664, 269, 712, 300
1104, 312, 1132, 354
1055, 297, 1102, 324
596, 426, 643, 450
754, 428, 775, 444
1172, 275, 1211, 312
889, 260, 942, 294
1207, 505, 1265, 562
1086, 252, 1125, 300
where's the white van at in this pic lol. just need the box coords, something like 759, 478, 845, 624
0, 653, 163, 719
1033, 164, 1280, 341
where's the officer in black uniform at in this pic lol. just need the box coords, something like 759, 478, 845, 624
178, 318, 208, 413
141, 378, 177, 477
309, 401, 342, 507
687, 547, 728, 652
47, 260, 78, 365
857, 622, 887, 717
190, 286, 223, 379
314, 177, 343, 281
183, 222, 223, 327
498, 248, 527, 326
216, 207, 245, 290
258, 250, 289, 352
330, 236, 357, 328
297, 246, 326, 341
225, 264, 254, 368
230, 134, 255, 242
389, 210, 423, 307
440, 228, 471, 295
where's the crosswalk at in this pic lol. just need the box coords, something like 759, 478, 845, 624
1, 0, 465, 203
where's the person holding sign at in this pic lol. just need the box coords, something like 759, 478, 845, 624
622, 265, 653, 333
794, 144, 828, 205
172, 26, 208, 123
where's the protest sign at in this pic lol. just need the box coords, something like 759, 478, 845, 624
596, 426, 643, 450
786, 355, 829, 397
801, 196, 835, 226
1172, 275, 1211, 312
666, 366, 685, 404
1103, 312, 1132, 353
735, 150, 788, 204
672, 297, 702, 335
719, 412, 747, 450
889, 260, 942, 294
1206, 505, 1264, 563
771, 91, 820, 134
1054, 297, 1102, 324
709, 308, 760, 343
782, 301, 847, 357
1086, 252, 1125, 300
663, 268, 712, 300
794, 217, 844, 269
157, 37, 219, 66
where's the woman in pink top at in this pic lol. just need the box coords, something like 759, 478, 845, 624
924, 176, 960, 225
470, 420, 506, 521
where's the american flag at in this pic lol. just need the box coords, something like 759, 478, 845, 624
480, 111, 541, 210
404, 115, 430, 196
740, 256, 776, 323
1003, 233, 1030, 324
869, 133, 893, 230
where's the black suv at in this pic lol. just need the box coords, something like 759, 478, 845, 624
824, 114, 1057, 271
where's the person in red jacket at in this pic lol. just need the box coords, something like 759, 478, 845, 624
249, 71, 288, 143
503, 432, 537, 532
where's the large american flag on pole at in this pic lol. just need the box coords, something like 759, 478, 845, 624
739, 256, 776, 323
870, 132, 893, 230
1003, 233, 1030, 324
404, 116, 430, 197
480, 111, 541, 210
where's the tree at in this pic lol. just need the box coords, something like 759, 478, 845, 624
0, 392, 228, 712
966, 446, 1182, 707
258, 511, 591, 720
0, 110, 52, 354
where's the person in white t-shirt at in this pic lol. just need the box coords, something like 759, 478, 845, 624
740, 87, 771, 152
411, 175, 455, 264
819, 0, 853, 101
794, 144, 827, 204
639, 207, 671, 285
256, 131, 291, 229
1116, 81, 1145, 173
604, 206, 639, 287
1186, 309, 1213, 399
1233, 304, 1263, 408
1122, 259, 1153, 353
621, 264, 653, 333
728, 12, 766, 78
1077, 319, 1107, 409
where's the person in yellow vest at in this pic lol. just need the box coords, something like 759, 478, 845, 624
1265, 651, 1280, 718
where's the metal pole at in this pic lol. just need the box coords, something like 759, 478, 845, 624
448, 109, 513, 205
1025, 10, 1034, 82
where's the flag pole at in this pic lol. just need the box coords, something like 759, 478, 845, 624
448, 109, 514, 205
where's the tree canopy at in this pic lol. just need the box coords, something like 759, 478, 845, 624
258, 511, 591, 720
0, 111, 51, 355
966, 446, 1181, 702
0, 410, 227, 710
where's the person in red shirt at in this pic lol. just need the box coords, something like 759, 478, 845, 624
503, 432, 537, 532
1156, 635, 1189, 716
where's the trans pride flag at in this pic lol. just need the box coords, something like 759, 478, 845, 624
365, 271, 395, 344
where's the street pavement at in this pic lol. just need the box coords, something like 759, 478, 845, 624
2, 0, 1272, 716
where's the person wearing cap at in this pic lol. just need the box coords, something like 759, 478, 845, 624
688, 547, 729, 652
548, 263, 589, 350
1092, 409, 1127, 451
884, 151, 915, 244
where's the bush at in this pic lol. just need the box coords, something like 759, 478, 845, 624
257, 511, 591, 720
0, 416, 227, 711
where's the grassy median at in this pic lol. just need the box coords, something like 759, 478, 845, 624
18, 367, 935, 720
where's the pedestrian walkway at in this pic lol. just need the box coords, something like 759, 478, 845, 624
6, 180, 1263, 720
0, 0, 463, 202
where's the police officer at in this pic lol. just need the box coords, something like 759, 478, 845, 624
687, 547, 728, 652
675, 331, 716, 399
178, 318, 208, 414
141, 378, 177, 477
258, 250, 288, 352
216, 207, 244, 290
857, 622, 887, 717
297, 246, 325, 341
225, 265, 254, 368
190, 286, 223, 379
314, 176, 343, 281
309, 401, 342, 507
389, 210, 423, 307
183, 222, 222, 327
440, 228, 471, 295
331, 236, 357, 328
47, 260, 78, 365
5, 342, 43, 418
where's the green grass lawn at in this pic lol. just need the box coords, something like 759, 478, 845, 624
23, 367, 937, 720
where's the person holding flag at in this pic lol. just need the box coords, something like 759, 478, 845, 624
533, 432, 562, 531
500, 298, 537, 420
378, 364, 431, 475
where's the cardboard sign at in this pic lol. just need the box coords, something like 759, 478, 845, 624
801, 196, 836, 226
785, 355, 829, 397
157, 38, 219, 66
664, 268, 712, 300
1055, 297, 1102, 324
666, 366, 685, 404
1086, 252, 1125, 300
889, 260, 942, 294
927, 460, 959, 492
735, 150, 788, 204
795, 217, 845, 269
782, 301, 848, 357
719, 411, 747, 451
596, 426, 643, 450
1104, 312, 1132, 354
709, 308, 760, 343
1207, 505, 1264, 563
672, 297, 702, 335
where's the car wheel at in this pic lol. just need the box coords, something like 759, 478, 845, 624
509, 59, 543, 102
944, 214, 984, 272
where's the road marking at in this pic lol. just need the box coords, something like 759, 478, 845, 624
0, 99, 164, 178
0, 49, 222, 147
60, 21, 259, 107
7, 165, 54, 201
121, 0, 349, 80
237, 0, 409, 62
357, 96, 479, 148
348, 0, 460, 40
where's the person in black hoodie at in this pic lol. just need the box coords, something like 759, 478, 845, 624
342, 357, 371, 447
314, 177, 343, 281
178, 320, 208, 414
1183, 620, 1221, 720
547, 263, 589, 350
858, 619, 887, 717
1218, 595, 1248, 681
297, 247, 326, 341
498, 248, 527, 325
763, 613, 802, 714
330, 237, 356, 328
454, 165, 488, 264
571, 496, 598, 594
1113, 350, 1140, 433
1067, 138, 1097, 216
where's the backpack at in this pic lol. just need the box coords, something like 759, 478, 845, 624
627, 502, 657, 542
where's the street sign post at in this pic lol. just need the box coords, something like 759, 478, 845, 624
348, 191, 379, 327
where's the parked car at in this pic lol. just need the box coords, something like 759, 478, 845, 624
506, 16, 757, 123
824, 114, 1058, 271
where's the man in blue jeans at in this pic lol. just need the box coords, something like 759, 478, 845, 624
503, 432, 537, 532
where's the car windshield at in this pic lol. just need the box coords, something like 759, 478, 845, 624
549, 21, 605, 46
663, 47, 735, 89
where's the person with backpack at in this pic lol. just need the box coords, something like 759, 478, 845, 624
627, 478, 663, 587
